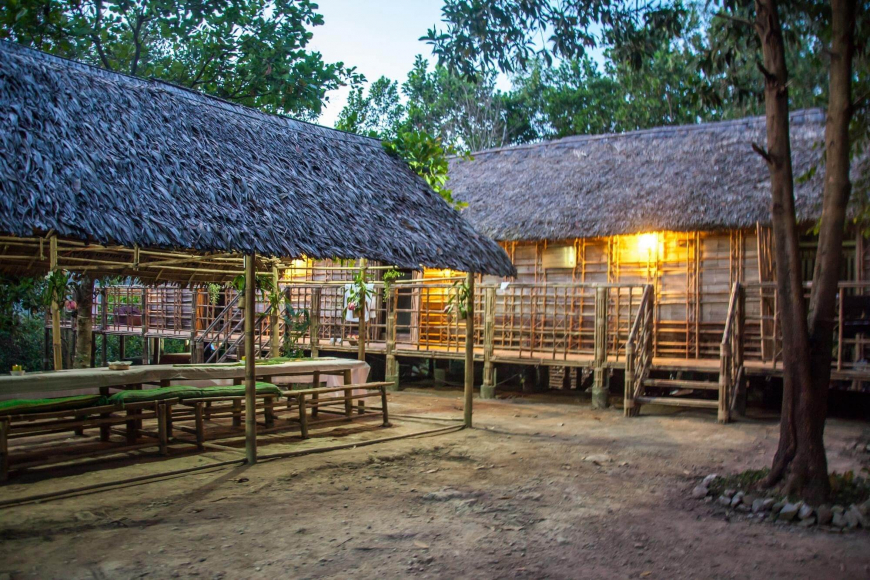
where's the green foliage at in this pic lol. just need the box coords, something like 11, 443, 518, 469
0, 313, 44, 373
206, 283, 222, 305
42, 270, 69, 307
383, 130, 467, 209
335, 76, 405, 139
0, 0, 362, 119
444, 279, 470, 320
381, 268, 402, 301
0, 275, 45, 331
423, 0, 687, 79
282, 304, 310, 358
343, 267, 369, 320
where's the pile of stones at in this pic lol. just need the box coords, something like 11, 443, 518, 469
691, 474, 870, 530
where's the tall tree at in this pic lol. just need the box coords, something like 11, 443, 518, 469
425, 0, 867, 503
0, 0, 361, 119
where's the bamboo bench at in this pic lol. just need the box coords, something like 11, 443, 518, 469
0, 399, 170, 481
281, 382, 392, 439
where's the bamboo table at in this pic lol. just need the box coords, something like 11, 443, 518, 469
0, 357, 370, 398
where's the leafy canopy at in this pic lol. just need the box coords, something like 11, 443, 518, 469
0, 0, 362, 119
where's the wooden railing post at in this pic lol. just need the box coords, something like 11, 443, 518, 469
481, 286, 497, 399
385, 286, 399, 391
142, 287, 150, 365
49, 235, 62, 371
310, 287, 321, 357
624, 341, 635, 417
100, 287, 108, 366
357, 258, 367, 362
718, 342, 731, 424
464, 273, 476, 427
591, 286, 609, 409
270, 264, 280, 358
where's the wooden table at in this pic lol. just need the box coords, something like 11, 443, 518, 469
0, 358, 370, 398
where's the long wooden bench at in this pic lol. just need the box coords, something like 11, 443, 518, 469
0, 381, 392, 479
282, 382, 392, 439
0, 399, 170, 480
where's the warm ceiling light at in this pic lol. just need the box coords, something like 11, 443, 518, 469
636, 233, 658, 255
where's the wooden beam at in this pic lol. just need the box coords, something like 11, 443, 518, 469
357, 258, 367, 362
244, 254, 257, 465
464, 272, 475, 427
49, 236, 62, 371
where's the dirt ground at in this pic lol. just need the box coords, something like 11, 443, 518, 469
1, 388, 869, 580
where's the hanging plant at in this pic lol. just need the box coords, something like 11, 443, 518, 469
444, 279, 470, 320
382, 268, 401, 301
228, 274, 282, 310
344, 268, 369, 319
206, 283, 222, 305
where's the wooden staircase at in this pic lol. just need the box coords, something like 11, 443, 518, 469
635, 366, 721, 411
625, 283, 745, 423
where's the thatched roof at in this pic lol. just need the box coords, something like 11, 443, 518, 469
449, 109, 857, 242
0, 42, 515, 278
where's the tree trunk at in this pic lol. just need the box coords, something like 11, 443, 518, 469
797, 0, 856, 503
73, 278, 95, 369
753, 0, 813, 491
756, 0, 857, 504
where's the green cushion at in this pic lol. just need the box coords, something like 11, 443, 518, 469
198, 382, 283, 399
108, 386, 203, 406
0, 395, 107, 415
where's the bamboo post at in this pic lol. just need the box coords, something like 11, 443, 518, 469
357, 258, 367, 362
297, 394, 309, 439
244, 254, 257, 464
481, 286, 496, 399
718, 342, 730, 424
385, 286, 399, 391
49, 236, 62, 371
142, 288, 150, 365
464, 273, 475, 427
735, 284, 747, 416
624, 341, 635, 417
100, 287, 108, 366
310, 287, 321, 357
591, 286, 609, 409
270, 264, 280, 358
380, 385, 391, 427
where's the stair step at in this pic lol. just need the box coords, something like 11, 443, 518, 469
636, 396, 719, 409
650, 363, 719, 374
643, 378, 720, 391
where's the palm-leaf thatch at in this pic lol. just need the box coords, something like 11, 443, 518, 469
0, 42, 515, 278
449, 109, 862, 242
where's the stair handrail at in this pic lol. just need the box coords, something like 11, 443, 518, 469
195, 292, 241, 345
718, 281, 744, 423
214, 303, 275, 363
624, 285, 654, 417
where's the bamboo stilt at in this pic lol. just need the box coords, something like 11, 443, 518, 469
385, 286, 399, 391
481, 286, 496, 399
464, 272, 475, 427
358, 258, 367, 362
244, 254, 257, 465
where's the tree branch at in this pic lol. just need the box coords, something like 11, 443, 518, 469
752, 142, 773, 164
713, 11, 754, 28
129, 10, 146, 76
87, 0, 112, 71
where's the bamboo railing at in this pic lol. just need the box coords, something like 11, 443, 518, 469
718, 282, 745, 423
743, 280, 870, 375
624, 285, 654, 417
